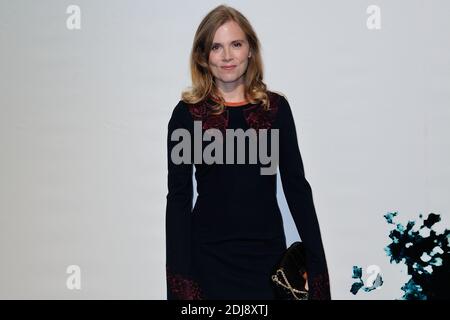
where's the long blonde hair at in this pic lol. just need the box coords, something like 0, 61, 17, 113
181, 4, 272, 114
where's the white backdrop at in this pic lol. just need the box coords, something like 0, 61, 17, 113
0, 0, 449, 299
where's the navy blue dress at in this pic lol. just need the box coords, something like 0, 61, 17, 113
166, 91, 330, 300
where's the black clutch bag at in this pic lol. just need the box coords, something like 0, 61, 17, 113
271, 241, 309, 300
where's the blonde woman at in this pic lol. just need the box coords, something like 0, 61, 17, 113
166, 5, 330, 300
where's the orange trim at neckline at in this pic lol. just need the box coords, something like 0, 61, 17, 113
211, 98, 250, 107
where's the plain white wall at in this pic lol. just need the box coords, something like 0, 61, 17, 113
0, 0, 449, 299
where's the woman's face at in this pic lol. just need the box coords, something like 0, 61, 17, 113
208, 20, 251, 89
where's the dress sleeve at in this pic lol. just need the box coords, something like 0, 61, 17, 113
165, 101, 202, 300
277, 96, 331, 300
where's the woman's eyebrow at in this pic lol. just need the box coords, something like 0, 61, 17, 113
212, 39, 245, 45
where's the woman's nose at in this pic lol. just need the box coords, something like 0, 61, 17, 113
222, 47, 232, 60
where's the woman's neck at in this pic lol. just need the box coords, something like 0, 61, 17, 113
215, 81, 246, 102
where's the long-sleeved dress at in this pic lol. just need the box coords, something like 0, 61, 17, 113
165, 90, 330, 300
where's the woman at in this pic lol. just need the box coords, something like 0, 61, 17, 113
166, 4, 330, 300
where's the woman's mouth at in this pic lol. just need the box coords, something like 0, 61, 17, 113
221, 65, 236, 70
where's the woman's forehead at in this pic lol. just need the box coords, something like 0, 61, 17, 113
213, 21, 246, 41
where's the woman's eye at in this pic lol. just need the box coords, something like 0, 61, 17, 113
211, 43, 241, 51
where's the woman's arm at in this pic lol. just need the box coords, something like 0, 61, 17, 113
165, 101, 201, 300
277, 95, 331, 300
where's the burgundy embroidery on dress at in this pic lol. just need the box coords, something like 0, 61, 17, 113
189, 102, 208, 119
309, 272, 331, 300
188, 100, 229, 134
187, 92, 281, 132
203, 112, 228, 134
166, 267, 203, 300
243, 92, 280, 130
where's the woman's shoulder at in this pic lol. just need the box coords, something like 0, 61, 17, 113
172, 99, 199, 115
267, 90, 289, 106
265, 90, 291, 120
266, 91, 295, 128
168, 99, 195, 126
